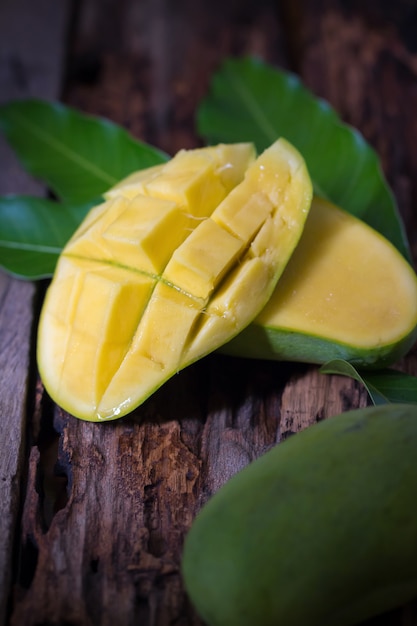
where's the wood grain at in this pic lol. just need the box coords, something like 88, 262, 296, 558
1, 1, 417, 625
0, 0, 71, 623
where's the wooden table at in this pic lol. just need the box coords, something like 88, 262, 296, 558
1, 1, 416, 624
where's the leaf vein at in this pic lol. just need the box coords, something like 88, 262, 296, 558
0, 240, 62, 253
9, 110, 118, 187
225, 65, 277, 143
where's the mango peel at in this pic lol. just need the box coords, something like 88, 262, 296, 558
182, 403, 417, 626
37, 138, 312, 421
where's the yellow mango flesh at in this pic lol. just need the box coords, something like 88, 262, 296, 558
37, 139, 312, 421
224, 196, 417, 367
104, 143, 256, 206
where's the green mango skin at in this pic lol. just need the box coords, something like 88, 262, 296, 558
221, 320, 417, 369
182, 404, 417, 626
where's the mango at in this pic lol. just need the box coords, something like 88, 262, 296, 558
37, 139, 312, 421
182, 403, 417, 626
223, 196, 417, 367
103, 143, 258, 204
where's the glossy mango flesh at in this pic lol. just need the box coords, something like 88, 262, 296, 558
37, 139, 312, 421
224, 196, 417, 367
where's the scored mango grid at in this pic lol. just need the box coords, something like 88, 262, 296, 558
41, 138, 309, 419
47, 149, 268, 411
58, 187, 273, 392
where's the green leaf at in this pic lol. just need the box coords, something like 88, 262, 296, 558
0, 195, 93, 279
319, 359, 417, 405
197, 56, 411, 261
0, 99, 168, 205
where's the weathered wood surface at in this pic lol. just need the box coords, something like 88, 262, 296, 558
1, 1, 417, 625
0, 1, 71, 624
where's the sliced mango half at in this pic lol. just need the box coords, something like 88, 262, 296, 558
37, 139, 312, 421
223, 196, 417, 368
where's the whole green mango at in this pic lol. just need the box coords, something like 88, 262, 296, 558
182, 404, 417, 626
